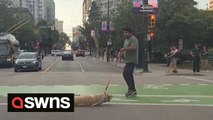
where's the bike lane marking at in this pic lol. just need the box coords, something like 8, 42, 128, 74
0, 84, 213, 106
174, 76, 213, 83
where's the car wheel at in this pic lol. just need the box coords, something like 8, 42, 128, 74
14, 68, 18, 72
39, 64, 42, 70
34, 65, 39, 72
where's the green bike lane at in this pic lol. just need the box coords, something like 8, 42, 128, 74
0, 84, 213, 106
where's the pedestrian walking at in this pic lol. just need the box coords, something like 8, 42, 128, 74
190, 44, 201, 73
120, 27, 138, 97
201, 45, 209, 72
168, 45, 179, 73
166, 46, 173, 67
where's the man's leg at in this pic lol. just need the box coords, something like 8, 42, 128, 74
193, 59, 196, 72
123, 63, 136, 96
197, 58, 200, 72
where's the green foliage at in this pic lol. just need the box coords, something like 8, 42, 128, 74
88, 1, 101, 30
155, 0, 213, 50
59, 32, 69, 48
79, 1, 102, 50
37, 20, 60, 50
111, 0, 146, 49
0, 0, 18, 32
13, 23, 38, 51
82, 0, 213, 52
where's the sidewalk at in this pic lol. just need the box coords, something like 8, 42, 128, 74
96, 57, 213, 77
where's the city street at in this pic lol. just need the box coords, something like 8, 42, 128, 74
1, 0, 213, 119
0, 55, 213, 120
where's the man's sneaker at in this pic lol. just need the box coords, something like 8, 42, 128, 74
125, 90, 137, 97
172, 70, 178, 73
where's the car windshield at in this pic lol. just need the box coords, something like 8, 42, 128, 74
63, 51, 71, 54
18, 53, 36, 59
0, 44, 10, 55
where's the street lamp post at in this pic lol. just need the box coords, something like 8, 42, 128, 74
106, 0, 110, 62
143, 0, 149, 72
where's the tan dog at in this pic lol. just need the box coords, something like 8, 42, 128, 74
74, 92, 113, 107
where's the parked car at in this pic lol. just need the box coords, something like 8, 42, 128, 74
14, 52, 42, 72
84, 51, 91, 56
76, 50, 85, 57
62, 51, 74, 61
19, 49, 27, 53
51, 50, 63, 56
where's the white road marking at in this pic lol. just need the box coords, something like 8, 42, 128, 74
42, 57, 60, 73
112, 98, 138, 102
112, 94, 213, 98
180, 84, 191, 86
175, 76, 213, 83
163, 84, 173, 86
198, 84, 208, 86
144, 84, 168, 89
109, 103, 213, 107
1, 102, 213, 107
76, 60, 85, 72
0, 103, 7, 106
161, 99, 200, 103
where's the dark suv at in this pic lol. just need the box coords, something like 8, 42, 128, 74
14, 52, 42, 72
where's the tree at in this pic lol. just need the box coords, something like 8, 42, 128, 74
155, 0, 213, 49
58, 32, 70, 49
13, 23, 38, 51
88, 1, 101, 31
37, 20, 59, 51
111, 0, 146, 49
0, 0, 19, 32
79, 22, 95, 51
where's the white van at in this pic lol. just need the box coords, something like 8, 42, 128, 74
51, 50, 63, 56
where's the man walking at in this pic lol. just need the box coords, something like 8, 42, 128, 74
190, 44, 201, 73
120, 27, 138, 97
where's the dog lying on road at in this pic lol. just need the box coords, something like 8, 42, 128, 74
74, 92, 113, 107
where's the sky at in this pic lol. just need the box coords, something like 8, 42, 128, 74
195, 0, 209, 9
54, 0, 209, 37
54, 0, 83, 37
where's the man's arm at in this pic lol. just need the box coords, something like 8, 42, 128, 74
121, 38, 138, 51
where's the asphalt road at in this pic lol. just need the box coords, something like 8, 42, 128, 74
0, 55, 213, 120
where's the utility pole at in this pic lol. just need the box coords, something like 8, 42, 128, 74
106, 0, 110, 62
143, 0, 149, 72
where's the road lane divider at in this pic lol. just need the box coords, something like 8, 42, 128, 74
42, 57, 60, 73
76, 60, 85, 72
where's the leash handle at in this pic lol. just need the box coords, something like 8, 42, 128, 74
104, 79, 111, 91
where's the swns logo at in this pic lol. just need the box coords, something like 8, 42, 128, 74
8, 94, 74, 112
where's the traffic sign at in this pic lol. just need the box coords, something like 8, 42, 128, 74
140, 5, 154, 13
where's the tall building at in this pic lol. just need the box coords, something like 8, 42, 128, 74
83, 0, 92, 24
72, 26, 84, 43
11, 0, 55, 23
210, 0, 213, 10
95, 0, 122, 16
55, 19, 63, 33
45, 0, 55, 22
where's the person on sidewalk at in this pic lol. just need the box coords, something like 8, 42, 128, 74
201, 45, 209, 72
168, 45, 179, 73
190, 44, 201, 73
120, 27, 138, 97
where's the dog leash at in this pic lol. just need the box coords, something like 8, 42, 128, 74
104, 79, 111, 92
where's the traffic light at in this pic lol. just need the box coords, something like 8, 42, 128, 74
150, 14, 156, 27
147, 32, 154, 41
150, 32, 154, 39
